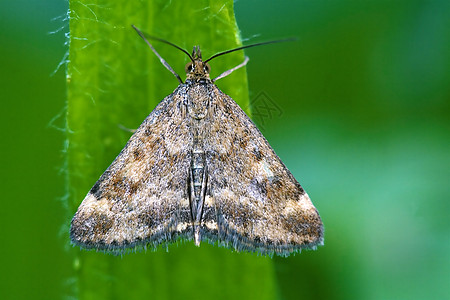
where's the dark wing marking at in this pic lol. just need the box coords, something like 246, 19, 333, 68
203, 86, 324, 256
70, 85, 194, 251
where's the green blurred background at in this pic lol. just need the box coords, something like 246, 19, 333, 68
1, 0, 449, 299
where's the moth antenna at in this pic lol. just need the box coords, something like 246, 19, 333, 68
132, 25, 194, 84
204, 38, 297, 63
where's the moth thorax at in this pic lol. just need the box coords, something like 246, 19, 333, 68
186, 86, 210, 120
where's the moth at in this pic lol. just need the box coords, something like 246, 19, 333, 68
70, 25, 324, 256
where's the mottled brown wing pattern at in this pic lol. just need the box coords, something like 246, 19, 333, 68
70, 86, 194, 251
202, 86, 324, 256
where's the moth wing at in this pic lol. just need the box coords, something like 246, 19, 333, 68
204, 88, 323, 256
70, 88, 193, 251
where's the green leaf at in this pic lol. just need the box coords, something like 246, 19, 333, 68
66, 1, 276, 299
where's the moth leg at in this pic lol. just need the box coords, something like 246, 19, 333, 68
117, 123, 137, 133
132, 25, 183, 84
193, 165, 208, 246
188, 164, 197, 225
187, 162, 198, 243
196, 164, 208, 222
212, 56, 249, 82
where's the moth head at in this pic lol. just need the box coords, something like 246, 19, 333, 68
185, 46, 211, 80
185, 61, 211, 76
